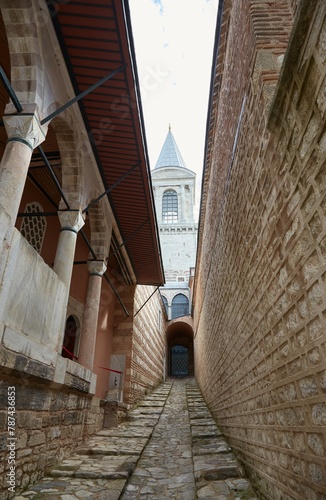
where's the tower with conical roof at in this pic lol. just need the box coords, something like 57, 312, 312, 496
151, 127, 198, 320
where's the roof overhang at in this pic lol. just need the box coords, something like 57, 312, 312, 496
49, 0, 164, 285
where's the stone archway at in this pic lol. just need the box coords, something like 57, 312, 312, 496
62, 314, 80, 360
166, 319, 194, 377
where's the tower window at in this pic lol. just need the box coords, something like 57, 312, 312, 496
171, 294, 189, 319
162, 190, 178, 223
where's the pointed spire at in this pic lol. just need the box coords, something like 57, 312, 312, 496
155, 127, 187, 169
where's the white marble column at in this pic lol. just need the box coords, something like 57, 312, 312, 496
0, 112, 47, 284
0, 112, 47, 228
53, 210, 85, 287
78, 259, 107, 371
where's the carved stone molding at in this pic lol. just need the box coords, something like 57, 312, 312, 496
87, 260, 107, 277
3, 112, 47, 150
57, 210, 85, 233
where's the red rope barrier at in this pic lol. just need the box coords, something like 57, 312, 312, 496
97, 366, 122, 374
62, 345, 78, 360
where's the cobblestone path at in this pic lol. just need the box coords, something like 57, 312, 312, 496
16, 378, 257, 500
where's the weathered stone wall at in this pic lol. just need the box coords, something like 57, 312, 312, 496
194, 1, 326, 499
0, 370, 103, 498
159, 227, 198, 277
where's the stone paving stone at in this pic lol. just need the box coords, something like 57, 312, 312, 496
19, 378, 257, 499
120, 378, 196, 500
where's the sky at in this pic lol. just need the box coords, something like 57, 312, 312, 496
128, 0, 219, 213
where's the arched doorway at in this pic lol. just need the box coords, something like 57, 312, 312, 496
166, 319, 194, 377
170, 345, 189, 376
62, 315, 79, 360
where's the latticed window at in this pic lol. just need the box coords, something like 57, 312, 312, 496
171, 294, 189, 319
162, 190, 178, 223
20, 202, 47, 254
171, 345, 189, 376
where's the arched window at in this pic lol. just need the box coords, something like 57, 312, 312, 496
171, 294, 189, 319
162, 190, 178, 223
20, 202, 47, 253
62, 315, 80, 361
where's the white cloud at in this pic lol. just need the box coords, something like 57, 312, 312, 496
129, 0, 218, 213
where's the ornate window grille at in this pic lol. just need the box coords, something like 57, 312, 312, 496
20, 202, 47, 254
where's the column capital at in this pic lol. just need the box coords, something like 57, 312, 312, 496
3, 112, 48, 150
57, 209, 85, 233
87, 259, 107, 276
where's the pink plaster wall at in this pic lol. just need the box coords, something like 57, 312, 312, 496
93, 278, 116, 398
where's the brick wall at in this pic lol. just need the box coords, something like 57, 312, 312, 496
112, 284, 166, 405
132, 286, 166, 401
194, 1, 326, 499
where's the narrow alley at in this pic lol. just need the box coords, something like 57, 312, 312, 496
16, 378, 256, 500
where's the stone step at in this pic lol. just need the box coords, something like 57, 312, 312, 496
16, 476, 127, 500
191, 425, 222, 440
190, 417, 219, 426
193, 453, 243, 482
193, 437, 231, 455
197, 478, 258, 499
127, 408, 162, 416
189, 411, 213, 420
188, 403, 209, 409
97, 425, 153, 438
126, 410, 161, 418
187, 401, 209, 406
138, 400, 166, 406
125, 415, 160, 424
76, 436, 148, 456
18, 379, 257, 500
50, 454, 139, 480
